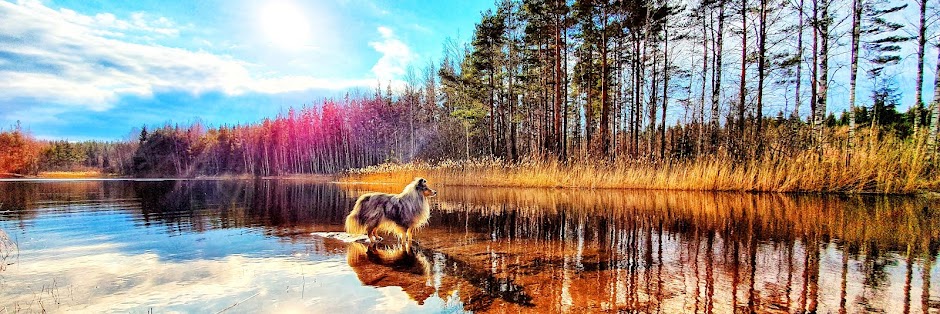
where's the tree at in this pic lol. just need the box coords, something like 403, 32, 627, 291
737, 0, 749, 140
792, 0, 806, 119
812, 0, 832, 148
470, 9, 507, 156
16, 0, 935, 178
870, 79, 905, 136
41, 141, 86, 170
711, 0, 727, 147
0, 123, 42, 175
694, 2, 711, 154
913, 0, 928, 134
847, 0, 862, 150
404, 66, 420, 160
596, 1, 612, 156
754, 0, 770, 152
860, 1, 909, 135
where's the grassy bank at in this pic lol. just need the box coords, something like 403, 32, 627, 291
343, 140, 940, 194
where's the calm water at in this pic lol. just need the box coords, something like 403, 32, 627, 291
0, 180, 938, 313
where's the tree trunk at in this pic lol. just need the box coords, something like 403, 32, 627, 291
634, 34, 642, 157
661, 22, 669, 160
650, 46, 660, 157
793, 0, 804, 120
638, 31, 648, 156
489, 66, 496, 156
756, 0, 767, 154
554, 4, 563, 159
711, 0, 726, 148
508, 23, 517, 161
409, 90, 415, 161
814, 0, 829, 149
465, 122, 471, 159
562, 24, 569, 160
614, 36, 622, 157
699, 8, 709, 156
848, 0, 861, 151
738, 0, 748, 138
585, 46, 595, 154
599, 5, 610, 156
810, 0, 819, 134
914, 0, 927, 134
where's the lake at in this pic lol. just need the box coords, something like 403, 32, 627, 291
0, 179, 938, 313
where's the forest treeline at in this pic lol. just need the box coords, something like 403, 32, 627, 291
2, 0, 940, 187
429, 0, 939, 162
1, 94, 456, 177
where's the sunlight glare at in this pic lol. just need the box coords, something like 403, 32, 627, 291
260, 1, 310, 50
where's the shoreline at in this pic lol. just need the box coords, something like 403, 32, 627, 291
0, 173, 339, 182
344, 176, 940, 197
4, 168, 938, 196
341, 159, 940, 196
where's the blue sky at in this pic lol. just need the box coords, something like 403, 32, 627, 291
0, 0, 494, 140
1, 0, 936, 141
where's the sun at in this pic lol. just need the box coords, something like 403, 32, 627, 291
259, 1, 310, 50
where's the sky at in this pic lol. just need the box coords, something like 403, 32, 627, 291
0, 0, 494, 140
1, 0, 936, 141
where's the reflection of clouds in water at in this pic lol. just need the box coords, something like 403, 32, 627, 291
370, 272, 457, 313
0, 242, 452, 313
375, 287, 417, 313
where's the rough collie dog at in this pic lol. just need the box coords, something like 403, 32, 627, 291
345, 178, 437, 244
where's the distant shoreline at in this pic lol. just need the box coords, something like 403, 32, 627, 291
0, 172, 338, 182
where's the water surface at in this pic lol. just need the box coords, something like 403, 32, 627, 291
0, 180, 937, 313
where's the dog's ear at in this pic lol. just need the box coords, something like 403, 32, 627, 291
418, 178, 426, 184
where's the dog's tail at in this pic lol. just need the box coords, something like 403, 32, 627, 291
345, 196, 367, 235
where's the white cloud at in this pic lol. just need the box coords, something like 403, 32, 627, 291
0, 242, 405, 313
369, 26, 415, 84
0, 0, 382, 113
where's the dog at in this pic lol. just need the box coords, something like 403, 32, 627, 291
345, 177, 437, 244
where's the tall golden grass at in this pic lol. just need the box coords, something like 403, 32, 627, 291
36, 170, 105, 179
344, 132, 940, 194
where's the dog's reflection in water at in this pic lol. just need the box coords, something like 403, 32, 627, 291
346, 242, 435, 304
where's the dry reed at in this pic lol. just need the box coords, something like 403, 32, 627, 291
36, 170, 105, 179
344, 134, 939, 194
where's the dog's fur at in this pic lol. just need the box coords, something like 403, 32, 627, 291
345, 177, 437, 244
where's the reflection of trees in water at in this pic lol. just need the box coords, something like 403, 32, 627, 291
427, 188, 939, 257
0, 182, 36, 221
131, 180, 355, 235
0, 181, 133, 221
0, 180, 356, 237
401, 187, 940, 313
860, 245, 893, 290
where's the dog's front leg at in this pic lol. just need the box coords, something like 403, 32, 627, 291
367, 228, 378, 243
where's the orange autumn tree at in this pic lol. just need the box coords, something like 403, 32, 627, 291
0, 123, 43, 176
